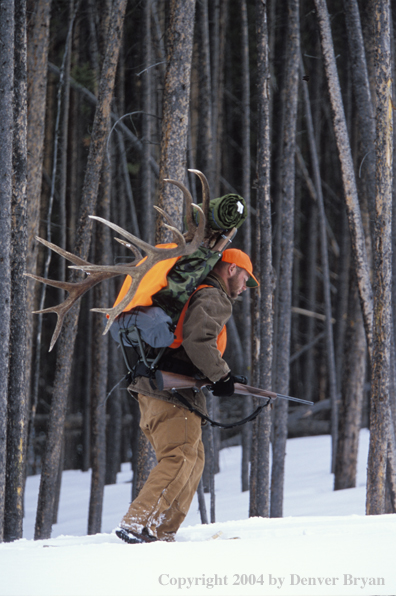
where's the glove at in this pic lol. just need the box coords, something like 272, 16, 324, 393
211, 373, 235, 397
233, 375, 247, 385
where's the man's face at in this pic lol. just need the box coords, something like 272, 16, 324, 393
228, 267, 249, 298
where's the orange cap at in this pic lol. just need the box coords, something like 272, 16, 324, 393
221, 248, 259, 287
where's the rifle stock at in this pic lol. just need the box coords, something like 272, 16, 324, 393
160, 371, 314, 406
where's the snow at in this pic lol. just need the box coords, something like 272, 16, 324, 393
1, 429, 395, 596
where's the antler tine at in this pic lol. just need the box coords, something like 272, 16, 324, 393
163, 177, 196, 240
114, 237, 143, 261
188, 169, 211, 238
35, 236, 91, 267
153, 205, 186, 245
26, 269, 121, 351
88, 215, 170, 256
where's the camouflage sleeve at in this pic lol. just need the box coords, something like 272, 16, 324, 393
181, 286, 232, 382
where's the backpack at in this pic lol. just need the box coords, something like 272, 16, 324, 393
110, 245, 223, 377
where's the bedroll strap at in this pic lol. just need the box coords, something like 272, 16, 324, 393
170, 389, 270, 429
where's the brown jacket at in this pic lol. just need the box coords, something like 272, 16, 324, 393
128, 272, 233, 416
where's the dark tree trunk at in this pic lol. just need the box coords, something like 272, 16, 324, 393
334, 275, 366, 490
34, 0, 127, 540
88, 157, 111, 535
25, 0, 52, 357
343, 0, 376, 241
270, 0, 300, 519
196, 0, 214, 192
313, 0, 374, 354
105, 340, 123, 486
300, 59, 338, 471
141, 0, 153, 243
366, 0, 393, 516
156, 0, 196, 238
0, 0, 15, 543
197, 478, 208, 524
249, 0, 273, 519
4, 0, 29, 544
240, 0, 252, 493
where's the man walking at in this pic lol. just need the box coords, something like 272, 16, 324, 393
116, 248, 259, 544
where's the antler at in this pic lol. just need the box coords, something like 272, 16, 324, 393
27, 175, 206, 351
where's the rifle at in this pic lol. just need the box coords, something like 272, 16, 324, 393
160, 371, 314, 406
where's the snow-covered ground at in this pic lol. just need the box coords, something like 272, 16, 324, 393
1, 429, 395, 596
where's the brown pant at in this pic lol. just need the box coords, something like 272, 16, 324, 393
121, 394, 204, 541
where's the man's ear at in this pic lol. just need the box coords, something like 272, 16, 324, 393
227, 262, 237, 277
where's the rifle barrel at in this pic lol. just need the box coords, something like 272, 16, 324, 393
276, 393, 314, 406
160, 371, 314, 406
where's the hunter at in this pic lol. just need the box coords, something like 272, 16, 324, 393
115, 248, 259, 544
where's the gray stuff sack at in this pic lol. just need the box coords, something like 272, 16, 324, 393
110, 306, 175, 348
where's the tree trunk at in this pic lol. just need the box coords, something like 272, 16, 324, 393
249, 0, 273, 519
300, 58, 338, 471
34, 0, 127, 540
240, 0, 252, 492
196, 0, 214, 192
313, 0, 374, 355
334, 275, 366, 490
25, 0, 52, 359
270, 0, 300, 519
87, 157, 111, 535
156, 0, 196, 239
105, 339, 123, 486
0, 0, 15, 543
343, 0, 376, 242
366, 0, 393, 516
197, 478, 208, 524
4, 0, 29, 544
141, 0, 153, 244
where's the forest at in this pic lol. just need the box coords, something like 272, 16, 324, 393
0, 0, 395, 543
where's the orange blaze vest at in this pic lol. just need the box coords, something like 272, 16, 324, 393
113, 243, 180, 312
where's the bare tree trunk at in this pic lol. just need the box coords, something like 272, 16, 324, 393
25, 0, 52, 358
197, 478, 208, 524
313, 0, 374, 355
366, 0, 393, 516
343, 0, 376, 241
270, 0, 299, 519
334, 275, 366, 490
249, 0, 272, 519
4, 0, 29, 544
212, 0, 228, 199
196, 0, 214, 192
34, 0, 127, 540
88, 159, 111, 535
240, 0, 252, 492
300, 59, 338, 471
105, 340, 123, 485
0, 0, 15, 543
141, 0, 153, 243
156, 0, 196, 239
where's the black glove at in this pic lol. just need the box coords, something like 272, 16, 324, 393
233, 375, 248, 385
211, 373, 235, 397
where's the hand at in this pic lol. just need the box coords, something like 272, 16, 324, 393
211, 373, 235, 397
233, 374, 247, 385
